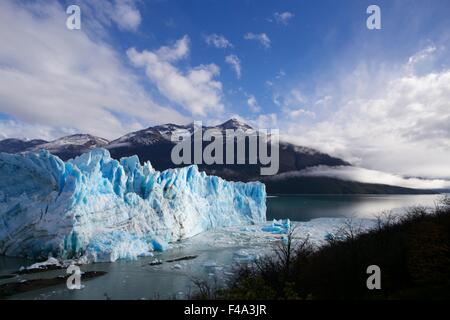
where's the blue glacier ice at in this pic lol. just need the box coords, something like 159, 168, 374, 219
261, 219, 291, 234
0, 149, 266, 262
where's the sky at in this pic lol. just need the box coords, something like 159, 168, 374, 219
0, 0, 450, 179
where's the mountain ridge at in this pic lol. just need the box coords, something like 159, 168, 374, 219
0, 119, 438, 195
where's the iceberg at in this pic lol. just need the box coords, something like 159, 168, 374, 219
0, 149, 266, 262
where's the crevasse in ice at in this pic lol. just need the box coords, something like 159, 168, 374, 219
0, 149, 266, 262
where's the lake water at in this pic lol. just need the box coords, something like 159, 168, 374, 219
0, 193, 446, 300
267, 194, 446, 221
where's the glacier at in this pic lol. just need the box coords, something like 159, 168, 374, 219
0, 149, 266, 262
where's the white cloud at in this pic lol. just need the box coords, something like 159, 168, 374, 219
274, 89, 314, 118
281, 46, 450, 178
314, 95, 333, 107
0, 119, 75, 142
271, 166, 450, 190
0, 1, 185, 140
247, 94, 261, 113
244, 32, 271, 49
155, 35, 190, 61
225, 54, 241, 79
284, 89, 306, 106
204, 34, 233, 49
127, 36, 224, 116
274, 12, 295, 25
113, 0, 142, 31
407, 46, 437, 69
78, 0, 142, 32
405, 45, 441, 75
286, 108, 316, 119
255, 113, 278, 128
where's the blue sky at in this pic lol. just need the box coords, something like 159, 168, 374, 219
80, 0, 450, 123
1, 0, 450, 178
96, 0, 450, 121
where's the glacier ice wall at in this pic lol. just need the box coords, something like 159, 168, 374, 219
0, 149, 266, 262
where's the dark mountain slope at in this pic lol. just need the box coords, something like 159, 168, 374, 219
0, 119, 439, 194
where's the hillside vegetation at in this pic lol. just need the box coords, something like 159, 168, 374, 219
200, 198, 450, 300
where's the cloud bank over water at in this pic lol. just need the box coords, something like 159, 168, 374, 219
269, 166, 450, 190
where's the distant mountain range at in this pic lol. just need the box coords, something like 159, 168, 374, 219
0, 119, 437, 195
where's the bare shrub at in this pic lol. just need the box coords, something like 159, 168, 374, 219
374, 210, 399, 230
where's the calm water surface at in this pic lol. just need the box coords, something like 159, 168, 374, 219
267, 194, 446, 221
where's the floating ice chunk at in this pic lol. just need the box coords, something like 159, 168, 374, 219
261, 219, 291, 234
234, 249, 250, 258
68, 283, 85, 290
203, 261, 218, 268
202, 261, 223, 274
23, 257, 62, 271
149, 259, 163, 266
233, 249, 260, 263
0, 149, 266, 262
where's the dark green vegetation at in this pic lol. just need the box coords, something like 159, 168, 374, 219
201, 198, 450, 300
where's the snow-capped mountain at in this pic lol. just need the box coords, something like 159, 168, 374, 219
108, 128, 165, 148
118, 118, 253, 144
0, 119, 436, 194
0, 119, 353, 189
0, 138, 47, 153
212, 118, 253, 131
31, 134, 109, 151
152, 123, 194, 140
104, 118, 350, 179
0, 134, 110, 161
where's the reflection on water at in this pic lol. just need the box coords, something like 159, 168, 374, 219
267, 194, 447, 221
